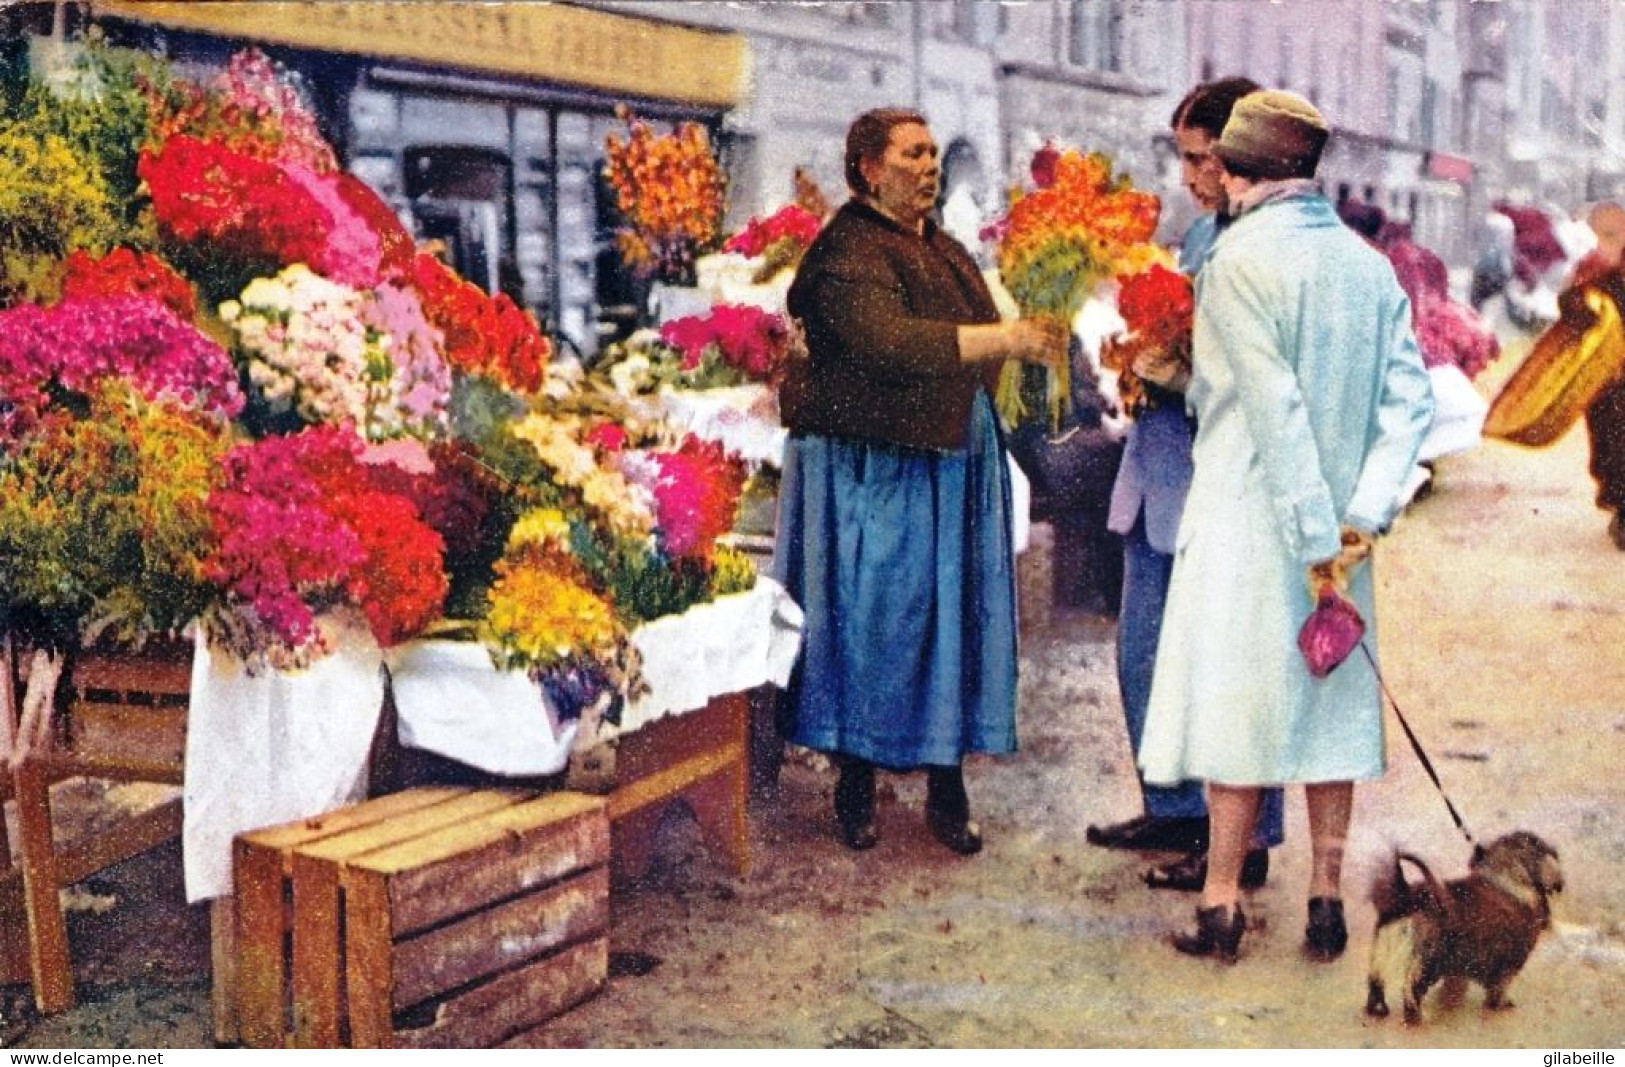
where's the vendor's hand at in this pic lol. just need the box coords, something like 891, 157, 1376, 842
1130, 346, 1191, 391
1007, 318, 1070, 368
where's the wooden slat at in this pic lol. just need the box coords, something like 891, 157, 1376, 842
613, 694, 743, 784
210, 897, 240, 1046
339, 870, 396, 1050
294, 790, 530, 865
606, 742, 742, 821
232, 840, 293, 1048
389, 867, 607, 1011
382, 803, 608, 937
70, 650, 192, 694
68, 701, 186, 768
405, 937, 608, 1050
237, 786, 469, 858
55, 797, 182, 886
12, 760, 74, 1013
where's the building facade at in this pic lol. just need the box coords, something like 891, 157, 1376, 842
18, 0, 1625, 345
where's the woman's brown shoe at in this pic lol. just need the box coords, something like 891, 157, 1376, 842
1170, 904, 1246, 963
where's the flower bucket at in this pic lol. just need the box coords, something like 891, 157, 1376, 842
182, 615, 385, 902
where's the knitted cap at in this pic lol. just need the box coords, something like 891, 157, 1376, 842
1214, 90, 1329, 180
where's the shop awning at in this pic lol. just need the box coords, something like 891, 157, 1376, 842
1424, 151, 1474, 184
89, 1, 747, 108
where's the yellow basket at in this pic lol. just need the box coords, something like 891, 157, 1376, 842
1485, 286, 1625, 446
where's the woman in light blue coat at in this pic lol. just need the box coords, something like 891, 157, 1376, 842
1138, 91, 1434, 963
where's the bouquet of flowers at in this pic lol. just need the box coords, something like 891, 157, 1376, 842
0, 292, 243, 443
723, 204, 823, 283
1100, 260, 1192, 415
200, 426, 448, 668
603, 106, 725, 284
0, 379, 229, 646
987, 144, 1162, 429
658, 303, 792, 387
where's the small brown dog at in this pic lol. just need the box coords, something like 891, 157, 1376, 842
1365, 831, 1563, 1024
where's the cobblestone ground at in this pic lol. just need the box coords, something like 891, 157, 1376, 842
7, 355, 1625, 1047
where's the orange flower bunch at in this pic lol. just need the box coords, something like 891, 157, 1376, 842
989, 146, 1163, 428
603, 107, 725, 283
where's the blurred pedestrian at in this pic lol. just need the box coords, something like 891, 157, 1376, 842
1090, 76, 1286, 896
774, 107, 1067, 854
1138, 90, 1434, 962
1567, 201, 1625, 549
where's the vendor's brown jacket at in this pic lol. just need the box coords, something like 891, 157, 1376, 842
782, 199, 1001, 452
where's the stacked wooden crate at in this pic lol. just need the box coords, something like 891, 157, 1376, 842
233, 786, 608, 1048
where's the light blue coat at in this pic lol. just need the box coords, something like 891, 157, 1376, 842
1139, 192, 1434, 787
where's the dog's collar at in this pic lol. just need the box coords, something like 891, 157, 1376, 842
1480, 869, 1552, 923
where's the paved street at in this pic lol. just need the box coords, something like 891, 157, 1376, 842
9, 363, 1625, 1048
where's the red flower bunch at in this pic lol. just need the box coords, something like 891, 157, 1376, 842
659, 303, 790, 384
722, 205, 823, 258
0, 294, 243, 443
204, 427, 447, 656
1116, 263, 1195, 348
410, 253, 550, 393
641, 435, 746, 561
58, 248, 197, 320
139, 135, 329, 277
140, 136, 411, 289
584, 422, 630, 454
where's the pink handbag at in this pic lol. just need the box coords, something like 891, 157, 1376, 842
1298, 586, 1366, 678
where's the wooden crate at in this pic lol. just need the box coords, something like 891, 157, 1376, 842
231, 786, 527, 1047
339, 792, 609, 1048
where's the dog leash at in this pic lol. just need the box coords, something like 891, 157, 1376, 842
1358, 640, 1477, 846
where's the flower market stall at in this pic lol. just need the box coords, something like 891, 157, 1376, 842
0, 36, 799, 1029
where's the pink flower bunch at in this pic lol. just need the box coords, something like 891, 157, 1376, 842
361, 282, 453, 435
658, 303, 791, 384
204, 426, 448, 656
626, 435, 746, 561
1412, 296, 1501, 380
210, 48, 339, 173
722, 205, 823, 258
0, 294, 243, 442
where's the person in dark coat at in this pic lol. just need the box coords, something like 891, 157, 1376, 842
1089, 78, 1285, 894
774, 107, 1066, 854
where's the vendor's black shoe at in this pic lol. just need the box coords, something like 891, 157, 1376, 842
834, 759, 877, 852
925, 764, 982, 855
1087, 815, 1207, 852
927, 808, 983, 855
1304, 897, 1348, 961
1144, 848, 1270, 892
1170, 903, 1246, 963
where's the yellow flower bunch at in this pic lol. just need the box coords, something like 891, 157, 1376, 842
0, 121, 123, 302
505, 507, 573, 555
603, 107, 725, 282
481, 552, 626, 672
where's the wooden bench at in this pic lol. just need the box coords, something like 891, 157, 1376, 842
1, 636, 189, 1014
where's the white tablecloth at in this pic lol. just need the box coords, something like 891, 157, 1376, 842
180, 578, 803, 901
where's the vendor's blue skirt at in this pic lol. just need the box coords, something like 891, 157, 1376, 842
774, 391, 1018, 768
